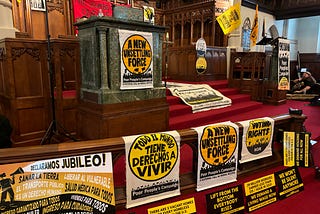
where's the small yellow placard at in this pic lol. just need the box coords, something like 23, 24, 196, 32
147, 197, 196, 214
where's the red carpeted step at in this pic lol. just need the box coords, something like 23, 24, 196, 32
169, 101, 263, 130
168, 93, 252, 117
169, 103, 192, 117
166, 95, 182, 105
218, 87, 240, 95
229, 93, 252, 103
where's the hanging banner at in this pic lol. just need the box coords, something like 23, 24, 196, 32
123, 131, 181, 208
244, 174, 277, 212
278, 38, 290, 90
216, 3, 241, 35
250, 4, 259, 47
206, 185, 245, 214
274, 167, 304, 200
215, 0, 234, 16
0, 153, 115, 213
238, 117, 274, 164
119, 29, 154, 89
193, 122, 239, 192
72, 0, 113, 20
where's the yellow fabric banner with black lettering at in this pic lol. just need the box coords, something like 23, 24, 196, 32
193, 121, 239, 192
124, 131, 181, 208
239, 117, 274, 164
216, 3, 241, 35
250, 4, 259, 47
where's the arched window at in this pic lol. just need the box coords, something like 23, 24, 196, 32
242, 17, 251, 51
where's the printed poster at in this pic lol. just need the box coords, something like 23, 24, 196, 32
283, 131, 295, 167
295, 132, 310, 167
274, 167, 304, 199
119, 29, 153, 89
124, 131, 180, 208
239, 117, 274, 164
193, 121, 239, 191
147, 197, 196, 214
167, 83, 232, 113
143, 6, 155, 24
244, 174, 277, 212
0, 153, 115, 214
206, 185, 245, 214
278, 38, 290, 90
283, 132, 310, 167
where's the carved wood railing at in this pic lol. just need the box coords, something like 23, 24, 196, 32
0, 113, 306, 210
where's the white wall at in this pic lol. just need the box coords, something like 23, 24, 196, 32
228, 5, 275, 52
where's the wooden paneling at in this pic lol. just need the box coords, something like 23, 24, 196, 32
77, 98, 169, 140
167, 46, 227, 81
12, 0, 74, 40
291, 53, 320, 82
0, 38, 80, 147
229, 52, 266, 101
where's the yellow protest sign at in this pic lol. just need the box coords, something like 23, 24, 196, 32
216, 3, 241, 35
148, 197, 196, 214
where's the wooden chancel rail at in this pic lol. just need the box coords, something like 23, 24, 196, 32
0, 113, 306, 210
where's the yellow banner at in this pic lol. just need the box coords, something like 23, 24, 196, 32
216, 3, 241, 35
283, 131, 295, 167
250, 4, 259, 46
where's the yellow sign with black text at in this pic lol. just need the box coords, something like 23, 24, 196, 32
244, 174, 277, 212
147, 197, 196, 214
216, 3, 241, 35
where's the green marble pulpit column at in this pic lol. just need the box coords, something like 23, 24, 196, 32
75, 14, 166, 104
74, 8, 169, 140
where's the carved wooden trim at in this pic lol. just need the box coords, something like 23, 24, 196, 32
11, 48, 41, 61
47, 0, 64, 15
0, 48, 5, 60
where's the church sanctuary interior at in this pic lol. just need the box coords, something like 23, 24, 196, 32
1, 0, 320, 213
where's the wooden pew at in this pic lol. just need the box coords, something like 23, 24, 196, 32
0, 113, 306, 210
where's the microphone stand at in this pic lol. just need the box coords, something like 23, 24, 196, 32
40, 0, 77, 145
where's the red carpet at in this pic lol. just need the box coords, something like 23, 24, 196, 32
116, 80, 320, 213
